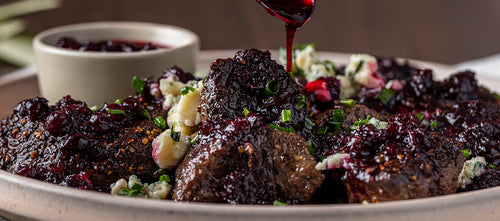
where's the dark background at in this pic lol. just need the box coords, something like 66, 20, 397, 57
3, 0, 500, 64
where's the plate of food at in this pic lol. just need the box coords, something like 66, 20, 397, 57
0, 46, 499, 221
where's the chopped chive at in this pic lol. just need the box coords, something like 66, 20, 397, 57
107, 109, 125, 115
170, 127, 180, 142
264, 80, 279, 95
493, 92, 500, 99
269, 123, 295, 133
340, 99, 355, 108
430, 121, 439, 130
295, 95, 307, 110
181, 86, 195, 95
307, 140, 315, 156
330, 109, 345, 132
118, 188, 141, 197
354, 60, 365, 74
324, 60, 337, 74
273, 200, 288, 206
141, 109, 151, 119
90, 105, 98, 111
281, 109, 292, 123
316, 126, 328, 135
243, 107, 250, 116
349, 115, 371, 131
159, 174, 171, 183
189, 133, 199, 145
304, 117, 315, 130
462, 149, 471, 159
131, 183, 143, 192
379, 88, 395, 104
488, 164, 497, 169
114, 99, 122, 104
415, 113, 425, 121
154, 116, 166, 130
132, 76, 145, 95
153, 168, 167, 178
318, 155, 324, 161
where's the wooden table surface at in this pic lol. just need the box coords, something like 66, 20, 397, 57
2, 0, 500, 74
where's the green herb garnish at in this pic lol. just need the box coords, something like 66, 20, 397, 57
269, 123, 295, 133
430, 121, 439, 130
114, 99, 122, 104
307, 140, 315, 156
415, 112, 425, 121
330, 109, 345, 133
189, 133, 199, 145
340, 99, 355, 108
154, 116, 166, 130
324, 60, 337, 74
181, 86, 195, 95
243, 107, 250, 116
295, 95, 307, 110
170, 127, 180, 142
141, 109, 151, 119
354, 60, 365, 74
493, 92, 500, 99
379, 88, 395, 105
304, 117, 315, 130
281, 109, 292, 123
159, 174, 171, 183
349, 115, 371, 131
132, 76, 145, 94
462, 149, 471, 158
153, 168, 167, 178
273, 200, 288, 206
316, 126, 328, 135
488, 164, 497, 169
107, 109, 125, 115
118, 183, 144, 197
264, 80, 279, 96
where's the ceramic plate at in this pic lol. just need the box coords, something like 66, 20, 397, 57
0, 51, 499, 221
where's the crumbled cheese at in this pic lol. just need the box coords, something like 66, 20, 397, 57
368, 117, 388, 129
337, 75, 356, 99
128, 175, 142, 188
315, 153, 350, 170
159, 75, 199, 109
295, 44, 315, 72
345, 54, 383, 89
152, 129, 189, 169
458, 156, 486, 189
110, 178, 127, 195
167, 80, 203, 135
146, 181, 172, 199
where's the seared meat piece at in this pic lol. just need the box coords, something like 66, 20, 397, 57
198, 49, 308, 133
172, 114, 324, 204
0, 96, 164, 191
318, 113, 464, 203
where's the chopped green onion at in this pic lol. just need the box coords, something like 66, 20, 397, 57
159, 174, 171, 183
379, 88, 395, 105
170, 127, 180, 142
281, 109, 292, 123
488, 164, 497, 169
493, 92, 500, 99
415, 113, 425, 121
294, 67, 305, 77
153, 168, 167, 178
131, 183, 143, 191
316, 126, 328, 135
154, 116, 166, 130
430, 121, 439, 130
462, 149, 471, 159
295, 95, 307, 110
141, 109, 151, 119
324, 60, 337, 74
132, 76, 145, 94
354, 60, 365, 74
264, 80, 279, 95
349, 115, 371, 131
330, 109, 345, 133
90, 105, 98, 111
269, 123, 295, 133
181, 86, 195, 95
107, 109, 125, 115
318, 155, 324, 161
273, 200, 288, 206
114, 99, 122, 104
307, 140, 315, 156
189, 133, 199, 145
243, 107, 250, 116
304, 117, 315, 130
340, 99, 355, 108
118, 188, 141, 197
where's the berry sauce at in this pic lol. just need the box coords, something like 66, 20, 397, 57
256, 0, 315, 73
56, 37, 169, 52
